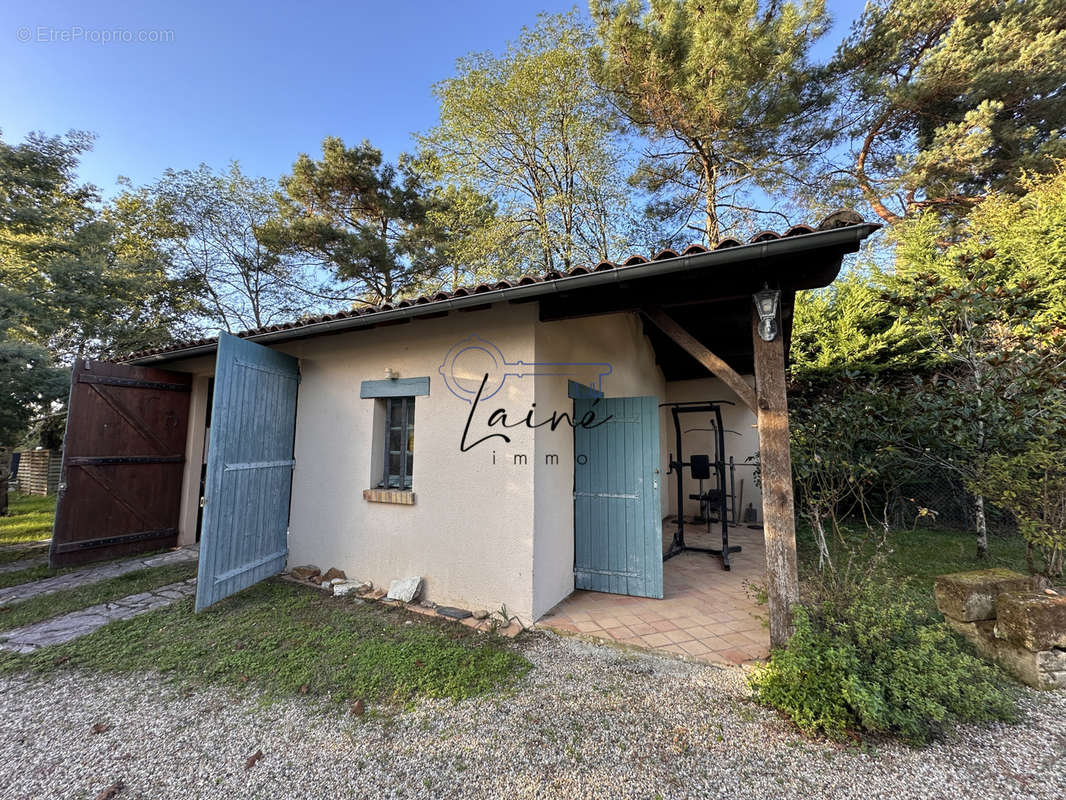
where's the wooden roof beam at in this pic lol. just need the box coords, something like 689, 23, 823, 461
641, 307, 758, 413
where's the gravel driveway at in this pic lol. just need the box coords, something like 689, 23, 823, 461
1, 633, 1063, 800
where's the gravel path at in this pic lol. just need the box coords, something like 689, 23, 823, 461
0, 547, 197, 605
0, 634, 1062, 800
0, 578, 197, 653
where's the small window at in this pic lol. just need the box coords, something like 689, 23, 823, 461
379, 396, 415, 490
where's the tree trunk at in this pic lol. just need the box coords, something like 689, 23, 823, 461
702, 158, 720, 244
811, 512, 832, 572
975, 493, 988, 558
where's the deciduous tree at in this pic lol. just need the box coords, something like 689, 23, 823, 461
421, 12, 649, 274
116, 163, 330, 332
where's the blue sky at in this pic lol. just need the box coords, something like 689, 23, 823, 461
1, 0, 866, 199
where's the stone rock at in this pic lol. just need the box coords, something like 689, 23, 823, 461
323, 567, 346, 582
333, 581, 370, 597
387, 576, 423, 603
994, 590, 1066, 651
419, 600, 436, 609
290, 565, 321, 581
350, 698, 365, 716
946, 616, 1066, 690
934, 569, 1031, 622
331, 577, 346, 586
436, 606, 472, 620
472, 609, 489, 620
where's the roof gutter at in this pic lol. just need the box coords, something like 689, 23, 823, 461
128, 223, 879, 365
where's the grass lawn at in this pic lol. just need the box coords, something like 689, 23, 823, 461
0, 541, 49, 566
0, 579, 531, 706
0, 560, 198, 633
0, 493, 56, 546
796, 523, 1030, 609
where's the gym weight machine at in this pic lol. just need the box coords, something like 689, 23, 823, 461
662, 401, 742, 570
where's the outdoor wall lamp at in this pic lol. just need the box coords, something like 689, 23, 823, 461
384, 367, 399, 380
754, 287, 781, 342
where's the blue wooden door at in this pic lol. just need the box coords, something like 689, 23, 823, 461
195, 334, 299, 611
573, 396, 662, 598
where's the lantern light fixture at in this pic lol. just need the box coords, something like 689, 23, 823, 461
753, 287, 781, 342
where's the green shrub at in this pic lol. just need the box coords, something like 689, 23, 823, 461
750, 583, 1017, 745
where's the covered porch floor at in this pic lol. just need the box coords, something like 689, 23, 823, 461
539, 523, 770, 665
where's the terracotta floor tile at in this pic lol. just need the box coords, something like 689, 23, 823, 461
664, 629, 693, 644
719, 648, 750, 664
540, 525, 769, 664
721, 632, 753, 647
642, 632, 671, 647
681, 640, 712, 657
628, 622, 656, 636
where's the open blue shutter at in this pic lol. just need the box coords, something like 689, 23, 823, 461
573, 396, 662, 598
195, 333, 299, 611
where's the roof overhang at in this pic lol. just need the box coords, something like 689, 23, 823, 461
127, 223, 879, 374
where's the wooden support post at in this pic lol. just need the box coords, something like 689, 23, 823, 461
752, 300, 800, 647
642, 307, 758, 413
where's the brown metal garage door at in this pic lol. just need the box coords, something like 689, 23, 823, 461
49, 360, 192, 567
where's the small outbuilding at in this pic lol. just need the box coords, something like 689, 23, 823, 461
49, 214, 877, 646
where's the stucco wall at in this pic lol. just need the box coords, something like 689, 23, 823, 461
663, 376, 761, 524
531, 312, 666, 619
164, 306, 541, 620
279, 304, 540, 619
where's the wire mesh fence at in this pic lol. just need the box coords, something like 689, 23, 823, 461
881, 466, 1015, 534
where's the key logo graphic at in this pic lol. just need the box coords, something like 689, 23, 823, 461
439, 336, 612, 402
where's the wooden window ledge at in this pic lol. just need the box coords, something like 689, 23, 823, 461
363, 488, 416, 505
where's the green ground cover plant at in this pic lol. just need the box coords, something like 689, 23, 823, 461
750, 580, 1017, 745
0, 494, 56, 545
0, 579, 531, 706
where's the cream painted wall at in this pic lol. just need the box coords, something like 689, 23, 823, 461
279, 305, 540, 620
663, 376, 761, 524
164, 306, 540, 620
176, 375, 210, 546
531, 312, 666, 619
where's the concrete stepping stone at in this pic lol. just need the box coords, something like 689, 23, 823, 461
0, 546, 198, 606
0, 577, 198, 653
